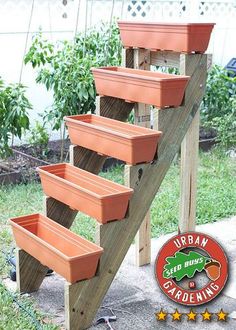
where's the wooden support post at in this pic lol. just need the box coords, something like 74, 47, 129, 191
132, 48, 152, 266
64, 54, 208, 330
179, 110, 200, 232
179, 53, 201, 233
178, 53, 212, 233
125, 164, 151, 266
124, 47, 151, 266
16, 249, 48, 293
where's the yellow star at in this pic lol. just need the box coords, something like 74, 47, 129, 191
172, 309, 182, 321
187, 309, 197, 321
201, 308, 212, 321
155, 308, 167, 321
216, 309, 228, 321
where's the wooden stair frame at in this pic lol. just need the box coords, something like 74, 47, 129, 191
16, 50, 208, 330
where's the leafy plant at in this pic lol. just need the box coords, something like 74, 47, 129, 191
201, 65, 236, 147
25, 22, 121, 160
25, 23, 121, 127
28, 121, 49, 157
0, 79, 31, 158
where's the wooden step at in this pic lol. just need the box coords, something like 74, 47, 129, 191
9, 213, 103, 283
37, 163, 133, 224
92, 66, 189, 107
65, 114, 162, 165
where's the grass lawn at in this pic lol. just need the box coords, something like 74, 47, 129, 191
0, 147, 235, 328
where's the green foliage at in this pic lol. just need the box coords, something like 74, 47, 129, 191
0, 79, 31, 158
201, 65, 236, 147
24, 22, 122, 131
155, 64, 236, 147
0, 283, 59, 329
163, 251, 210, 281
28, 121, 49, 157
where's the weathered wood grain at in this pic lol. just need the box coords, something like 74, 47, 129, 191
179, 110, 200, 232
65, 54, 208, 330
133, 48, 151, 266
150, 50, 180, 68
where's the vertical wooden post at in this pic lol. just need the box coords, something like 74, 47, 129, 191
179, 110, 200, 232
179, 53, 212, 233
124, 48, 151, 266
179, 54, 202, 232
134, 49, 151, 266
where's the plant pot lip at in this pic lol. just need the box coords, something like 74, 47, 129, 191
37, 163, 134, 199
118, 21, 216, 28
91, 66, 190, 82
205, 260, 221, 268
9, 213, 103, 261
64, 114, 162, 140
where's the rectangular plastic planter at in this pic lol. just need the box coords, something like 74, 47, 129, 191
37, 163, 133, 224
9, 213, 103, 283
118, 21, 215, 53
92, 67, 189, 108
65, 114, 162, 165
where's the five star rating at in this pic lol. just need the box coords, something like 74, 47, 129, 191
155, 308, 228, 322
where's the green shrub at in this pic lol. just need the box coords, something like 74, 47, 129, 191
25, 22, 122, 132
28, 121, 49, 157
0, 79, 31, 158
201, 65, 236, 147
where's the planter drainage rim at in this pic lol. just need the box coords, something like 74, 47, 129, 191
9, 213, 103, 261
37, 163, 133, 199
65, 114, 161, 140
92, 67, 190, 83
118, 21, 216, 27
13, 218, 96, 255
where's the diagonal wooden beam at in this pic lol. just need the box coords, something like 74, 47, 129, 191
64, 54, 207, 330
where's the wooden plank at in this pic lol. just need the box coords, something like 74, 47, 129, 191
179, 110, 200, 232
125, 164, 151, 266
65, 54, 208, 330
178, 52, 203, 233
150, 51, 180, 68
16, 249, 48, 293
132, 48, 151, 266
122, 48, 134, 69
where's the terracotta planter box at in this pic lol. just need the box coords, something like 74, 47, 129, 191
118, 21, 215, 53
37, 163, 133, 223
65, 114, 162, 165
9, 213, 103, 283
92, 67, 189, 108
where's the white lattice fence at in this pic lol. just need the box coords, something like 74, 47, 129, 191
87, 0, 236, 20
88, 0, 236, 64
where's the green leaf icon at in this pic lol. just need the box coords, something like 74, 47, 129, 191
163, 251, 210, 281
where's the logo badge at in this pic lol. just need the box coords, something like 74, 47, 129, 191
155, 232, 228, 305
